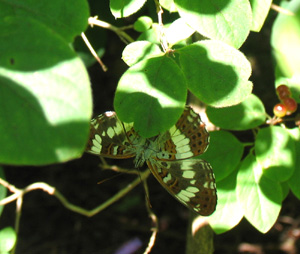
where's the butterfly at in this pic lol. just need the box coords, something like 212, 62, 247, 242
86, 106, 217, 216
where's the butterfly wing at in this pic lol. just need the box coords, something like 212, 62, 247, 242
157, 106, 210, 160
147, 159, 217, 216
86, 111, 136, 159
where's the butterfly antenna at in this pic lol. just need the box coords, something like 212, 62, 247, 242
97, 173, 123, 184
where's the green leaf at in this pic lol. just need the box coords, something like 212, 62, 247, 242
206, 94, 266, 130
114, 55, 187, 138
237, 153, 282, 233
0, 0, 89, 43
197, 131, 244, 182
110, 0, 147, 18
249, 0, 272, 32
160, 0, 178, 12
287, 128, 300, 199
0, 227, 17, 252
208, 169, 243, 234
176, 41, 252, 107
0, 17, 92, 165
134, 16, 153, 32
271, 0, 300, 78
122, 41, 162, 66
165, 18, 195, 46
281, 181, 290, 201
174, 0, 252, 48
0, 168, 6, 217
138, 24, 161, 44
255, 126, 296, 182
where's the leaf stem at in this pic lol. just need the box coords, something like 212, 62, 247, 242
243, 142, 254, 147
88, 16, 135, 44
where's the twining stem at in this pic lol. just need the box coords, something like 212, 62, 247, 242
0, 170, 151, 217
0, 168, 152, 254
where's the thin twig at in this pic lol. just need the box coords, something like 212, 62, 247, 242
88, 16, 134, 44
100, 161, 141, 175
55, 169, 151, 217
81, 32, 107, 72
142, 176, 158, 254
154, 0, 168, 52
0, 169, 151, 218
271, 4, 294, 16
0, 168, 151, 254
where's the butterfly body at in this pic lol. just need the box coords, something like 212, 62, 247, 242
87, 107, 217, 216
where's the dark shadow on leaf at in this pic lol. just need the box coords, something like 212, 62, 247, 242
0, 77, 89, 165
114, 55, 188, 137
206, 96, 265, 131
115, 90, 185, 138
174, 0, 230, 14
255, 126, 295, 182
1, 17, 77, 72
176, 43, 240, 106
258, 175, 282, 206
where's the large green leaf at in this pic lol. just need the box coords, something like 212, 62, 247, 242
0, 0, 89, 43
249, 0, 272, 32
208, 169, 243, 234
255, 126, 296, 182
174, 0, 251, 48
114, 55, 187, 138
176, 41, 252, 107
197, 131, 244, 182
287, 128, 300, 199
271, 0, 300, 78
206, 94, 266, 130
0, 11, 91, 165
237, 154, 282, 233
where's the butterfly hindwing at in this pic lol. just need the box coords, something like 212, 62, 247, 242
147, 159, 217, 216
156, 107, 210, 161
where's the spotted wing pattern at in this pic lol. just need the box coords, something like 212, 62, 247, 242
147, 159, 216, 215
86, 107, 217, 216
86, 111, 136, 159
156, 107, 210, 161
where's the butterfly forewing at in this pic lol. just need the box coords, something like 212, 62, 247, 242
86, 111, 136, 158
147, 159, 216, 216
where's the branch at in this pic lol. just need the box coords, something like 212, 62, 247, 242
0, 169, 151, 217
88, 16, 135, 44
142, 178, 159, 254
